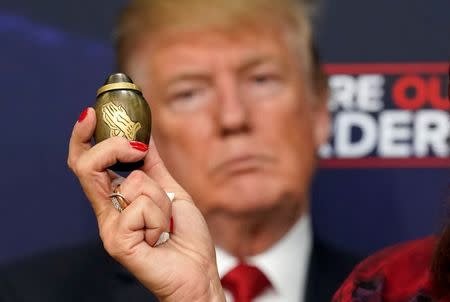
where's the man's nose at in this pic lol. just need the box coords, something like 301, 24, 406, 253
216, 77, 250, 136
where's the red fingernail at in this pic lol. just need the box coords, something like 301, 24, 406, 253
170, 217, 174, 233
129, 141, 149, 152
78, 108, 88, 123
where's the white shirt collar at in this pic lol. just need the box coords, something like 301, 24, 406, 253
216, 214, 312, 302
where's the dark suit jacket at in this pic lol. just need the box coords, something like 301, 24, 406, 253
0, 237, 359, 302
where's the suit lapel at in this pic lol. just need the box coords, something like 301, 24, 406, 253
304, 239, 320, 302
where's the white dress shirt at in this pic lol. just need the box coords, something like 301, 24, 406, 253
216, 214, 312, 302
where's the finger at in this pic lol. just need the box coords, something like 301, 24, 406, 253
105, 110, 118, 126
76, 137, 148, 174
118, 194, 169, 246
117, 115, 127, 125
140, 138, 191, 201
104, 112, 114, 125
119, 170, 172, 218
68, 107, 96, 170
73, 138, 148, 219
107, 104, 116, 114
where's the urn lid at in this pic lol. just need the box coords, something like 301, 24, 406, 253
96, 73, 142, 97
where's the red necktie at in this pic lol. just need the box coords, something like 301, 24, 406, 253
221, 263, 271, 302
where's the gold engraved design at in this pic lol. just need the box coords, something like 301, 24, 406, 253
102, 102, 142, 140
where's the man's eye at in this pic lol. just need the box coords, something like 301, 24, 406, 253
173, 90, 197, 101
251, 73, 281, 85
252, 74, 273, 84
168, 87, 212, 112
243, 72, 284, 100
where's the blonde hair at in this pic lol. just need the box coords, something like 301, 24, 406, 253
115, 0, 327, 96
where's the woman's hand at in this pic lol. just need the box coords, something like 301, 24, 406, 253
67, 108, 225, 302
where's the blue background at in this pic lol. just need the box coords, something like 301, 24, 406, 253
0, 0, 449, 264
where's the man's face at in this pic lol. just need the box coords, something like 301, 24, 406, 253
126, 26, 329, 218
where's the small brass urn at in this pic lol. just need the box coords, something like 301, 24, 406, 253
94, 73, 151, 171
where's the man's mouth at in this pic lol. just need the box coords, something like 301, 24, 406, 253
212, 154, 275, 175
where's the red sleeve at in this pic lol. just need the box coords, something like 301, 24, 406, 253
332, 237, 437, 302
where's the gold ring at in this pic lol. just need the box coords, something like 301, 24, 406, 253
110, 185, 129, 212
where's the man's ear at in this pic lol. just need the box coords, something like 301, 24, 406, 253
313, 90, 331, 148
